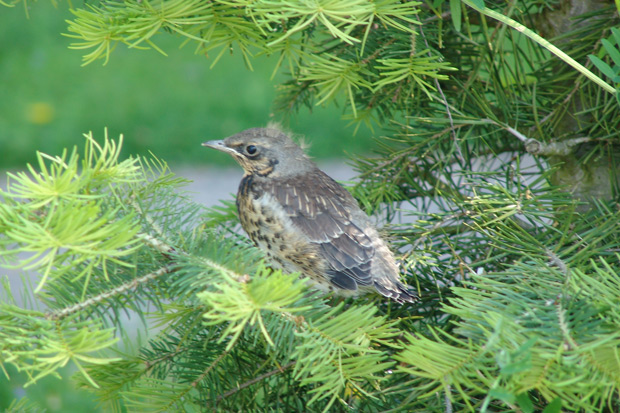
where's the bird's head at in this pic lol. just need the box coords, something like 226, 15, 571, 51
203, 126, 314, 178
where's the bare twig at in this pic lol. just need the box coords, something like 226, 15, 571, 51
480, 118, 530, 142
444, 384, 453, 413
480, 117, 591, 156
524, 137, 591, 157
213, 361, 297, 405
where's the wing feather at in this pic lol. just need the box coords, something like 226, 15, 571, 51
269, 171, 374, 289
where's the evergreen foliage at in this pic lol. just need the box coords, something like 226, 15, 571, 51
2, 0, 620, 411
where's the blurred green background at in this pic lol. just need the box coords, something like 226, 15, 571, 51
0, 2, 377, 172
0, 2, 380, 411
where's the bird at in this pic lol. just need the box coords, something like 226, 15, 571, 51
202, 126, 416, 304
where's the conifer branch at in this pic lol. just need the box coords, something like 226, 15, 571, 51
143, 345, 187, 372
529, 74, 585, 132
418, 24, 462, 161
214, 360, 296, 404
192, 350, 229, 388
137, 233, 176, 256
3, 2, 620, 411
461, 0, 617, 94
46, 265, 173, 320
556, 298, 578, 351
131, 197, 173, 249
545, 249, 568, 276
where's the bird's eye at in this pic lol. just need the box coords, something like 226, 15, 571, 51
245, 145, 258, 156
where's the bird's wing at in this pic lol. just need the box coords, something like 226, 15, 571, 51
269, 171, 374, 290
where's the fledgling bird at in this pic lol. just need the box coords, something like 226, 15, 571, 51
202, 126, 416, 304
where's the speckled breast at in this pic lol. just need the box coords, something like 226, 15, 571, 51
236, 174, 327, 285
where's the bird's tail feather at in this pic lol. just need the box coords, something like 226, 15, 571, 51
374, 280, 418, 304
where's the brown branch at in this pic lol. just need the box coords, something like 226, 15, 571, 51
144, 346, 187, 373
192, 351, 229, 388
360, 38, 396, 66
524, 137, 591, 157
213, 361, 297, 405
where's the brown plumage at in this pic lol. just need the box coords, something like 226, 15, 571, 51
203, 126, 416, 304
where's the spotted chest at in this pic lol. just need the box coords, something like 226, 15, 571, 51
236, 174, 328, 285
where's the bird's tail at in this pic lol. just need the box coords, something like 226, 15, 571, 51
374, 280, 418, 304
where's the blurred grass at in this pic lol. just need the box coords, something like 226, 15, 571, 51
0, 2, 378, 170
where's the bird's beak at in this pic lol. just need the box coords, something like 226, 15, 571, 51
202, 140, 234, 154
